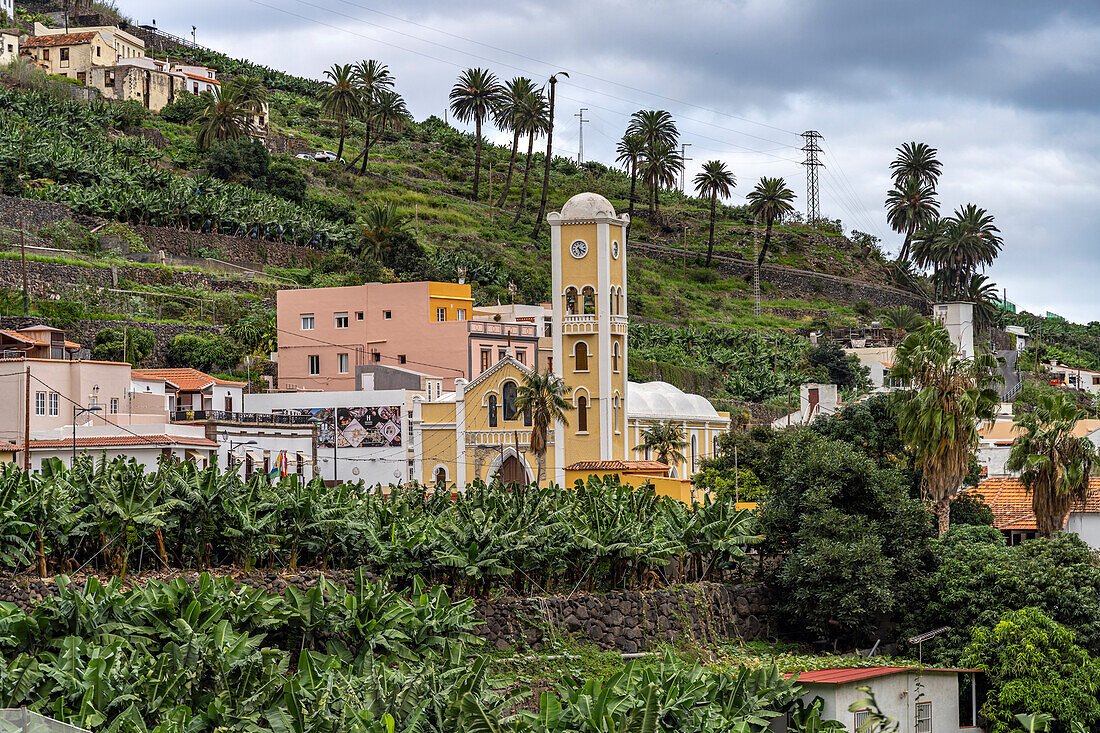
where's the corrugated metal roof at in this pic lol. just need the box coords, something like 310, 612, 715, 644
790, 667, 978, 684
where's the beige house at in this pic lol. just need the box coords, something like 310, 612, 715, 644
21, 31, 113, 82
89, 62, 185, 112
32, 22, 145, 62
0, 28, 18, 65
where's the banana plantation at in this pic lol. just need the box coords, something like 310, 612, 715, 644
0, 88, 353, 248
0, 458, 757, 596
0, 568, 808, 733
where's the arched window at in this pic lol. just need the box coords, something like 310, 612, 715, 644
713, 435, 720, 456
613, 394, 620, 434
565, 287, 578, 315
609, 289, 616, 315
617, 287, 624, 315
574, 342, 589, 371
582, 286, 596, 315
577, 395, 588, 433
612, 342, 620, 373
502, 380, 518, 421
488, 395, 498, 427
691, 435, 698, 474
434, 466, 447, 486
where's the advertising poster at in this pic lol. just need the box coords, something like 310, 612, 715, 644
283, 406, 402, 448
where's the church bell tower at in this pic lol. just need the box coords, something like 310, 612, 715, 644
549, 193, 630, 485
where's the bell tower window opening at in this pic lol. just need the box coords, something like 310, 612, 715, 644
612, 342, 620, 373
582, 287, 596, 315
576, 395, 588, 433
565, 287, 578, 315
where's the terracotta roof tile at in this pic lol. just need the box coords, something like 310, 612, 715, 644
22, 32, 98, 48
22, 434, 217, 449
0, 441, 18, 452
788, 667, 978, 684
966, 476, 1100, 532
131, 368, 244, 391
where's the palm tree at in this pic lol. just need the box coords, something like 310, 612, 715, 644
1007, 392, 1097, 538
321, 63, 364, 162
532, 71, 567, 237
634, 422, 688, 470
352, 60, 395, 174
914, 204, 1003, 299
890, 323, 1003, 536
642, 141, 683, 217
449, 67, 504, 202
493, 77, 536, 209
370, 89, 409, 154
195, 84, 251, 149
694, 160, 736, 266
627, 110, 679, 216
513, 369, 571, 485
965, 273, 1000, 331
886, 174, 939, 264
890, 141, 942, 188
745, 177, 796, 266
880, 305, 925, 342
511, 86, 549, 225
616, 133, 645, 221
359, 202, 407, 262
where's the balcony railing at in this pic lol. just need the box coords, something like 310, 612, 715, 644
468, 321, 537, 338
171, 410, 314, 425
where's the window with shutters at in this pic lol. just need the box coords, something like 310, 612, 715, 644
35, 392, 45, 416
48, 393, 59, 417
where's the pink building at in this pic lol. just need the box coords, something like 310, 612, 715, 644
276, 281, 539, 391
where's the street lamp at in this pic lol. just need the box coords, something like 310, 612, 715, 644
310, 413, 338, 485
72, 404, 103, 466
220, 432, 257, 472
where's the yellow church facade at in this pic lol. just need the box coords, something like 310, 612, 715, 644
411, 193, 730, 500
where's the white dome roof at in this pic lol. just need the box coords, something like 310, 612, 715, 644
628, 381, 725, 422
559, 192, 616, 220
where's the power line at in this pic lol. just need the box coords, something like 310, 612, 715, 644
801, 131, 823, 224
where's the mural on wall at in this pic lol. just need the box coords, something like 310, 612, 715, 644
281, 406, 402, 448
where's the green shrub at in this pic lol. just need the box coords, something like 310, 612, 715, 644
166, 332, 243, 372
264, 159, 307, 204
963, 608, 1100, 733
110, 99, 148, 130
35, 300, 85, 330
204, 136, 270, 185
100, 221, 147, 253
92, 325, 155, 365
159, 91, 204, 124
950, 491, 995, 527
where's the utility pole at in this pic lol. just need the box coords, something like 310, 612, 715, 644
23, 366, 30, 470
191, 26, 197, 46
801, 131, 824, 225
575, 108, 588, 164
680, 142, 692, 193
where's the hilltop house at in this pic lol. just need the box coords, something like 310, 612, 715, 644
31, 21, 145, 61
771, 667, 982, 733
0, 27, 18, 65
966, 476, 1100, 547
20, 31, 113, 83
977, 417, 1100, 477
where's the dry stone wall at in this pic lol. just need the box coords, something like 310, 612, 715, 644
0, 572, 770, 652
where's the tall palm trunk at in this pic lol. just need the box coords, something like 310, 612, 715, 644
653, 183, 661, 217
496, 128, 520, 208
705, 196, 716, 266
757, 220, 774, 266
359, 118, 373, 175
627, 162, 637, 220
473, 115, 483, 201
513, 131, 535, 225
935, 500, 950, 538
335, 116, 346, 160
532, 74, 561, 237
897, 223, 915, 263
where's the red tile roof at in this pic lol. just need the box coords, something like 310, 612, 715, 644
566, 460, 671, 472
131, 368, 245, 391
790, 667, 978, 684
23, 434, 217, 449
22, 32, 98, 48
181, 72, 220, 84
0, 441, 18, 452
966, 477, 1100, 532
0, 329, 47, 346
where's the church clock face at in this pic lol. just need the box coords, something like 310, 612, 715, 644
570, 240, 589, 259
611, 240, 620, 259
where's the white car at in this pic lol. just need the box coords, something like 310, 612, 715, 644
313, 151, 345, 163
295, 153, 314, 160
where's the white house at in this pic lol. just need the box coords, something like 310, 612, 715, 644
978, 418, 1100, 477
772, 667, 981, 733
933, 302, 974, 359
24, 423, 217, 471
1047, 362, 1100, 395
245, 389, 410, 486
0, 27, 18, 65
968, 476, 1100, 547
772, 384, 839, 429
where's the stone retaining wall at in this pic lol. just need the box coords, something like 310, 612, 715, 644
0, 572, 769, 653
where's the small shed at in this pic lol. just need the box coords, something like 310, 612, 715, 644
771, 666, 982, 733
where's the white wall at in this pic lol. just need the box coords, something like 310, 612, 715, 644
215, 424, 315, 481
1066, 513, 1100, 550
773, 671, 974, 733
245, 390, 409, 486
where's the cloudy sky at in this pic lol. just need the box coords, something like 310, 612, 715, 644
132, 0, 1100, 321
